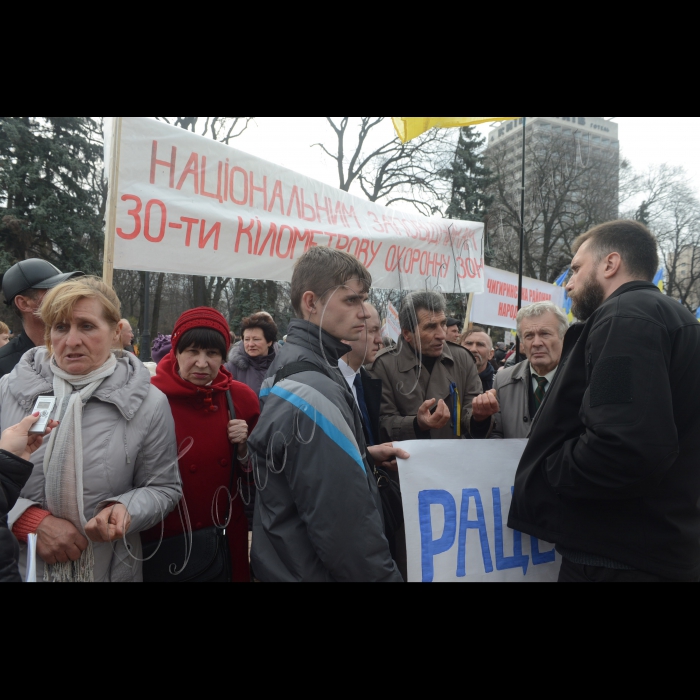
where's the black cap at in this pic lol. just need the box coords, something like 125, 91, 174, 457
446, 318, 461, 328
2, 259, 85, 307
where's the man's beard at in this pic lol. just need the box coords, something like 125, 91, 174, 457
571, 273, 606, 322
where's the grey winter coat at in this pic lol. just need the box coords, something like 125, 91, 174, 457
492, 360, 533, 440
250, 320, 403, 583
0, 348, 182, 583
225, 343, 277, 397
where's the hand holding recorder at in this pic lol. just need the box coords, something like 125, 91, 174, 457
0, 413, 59, 462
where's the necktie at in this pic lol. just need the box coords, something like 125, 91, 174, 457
354, 373, 376, 446
534, 376, 549, 411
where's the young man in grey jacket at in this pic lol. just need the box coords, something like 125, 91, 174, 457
250, 248, 406, 583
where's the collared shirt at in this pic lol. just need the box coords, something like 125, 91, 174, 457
338, 358, 360, 406
531, 367, 557, 395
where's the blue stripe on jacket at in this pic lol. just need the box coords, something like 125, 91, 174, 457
269, 385, 366, 475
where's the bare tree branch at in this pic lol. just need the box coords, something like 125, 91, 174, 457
486, 127, 622, 282
314, 117, 454, 216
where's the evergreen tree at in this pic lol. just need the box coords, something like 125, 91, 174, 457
0, 117, 104, 277
441, 127, 493, 222
229, 280, 280, 334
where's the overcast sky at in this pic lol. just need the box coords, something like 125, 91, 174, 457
227, 117, 700, 201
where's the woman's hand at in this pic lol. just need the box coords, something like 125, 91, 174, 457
228, 419, 249, 445
85, 504, 132, 543
36, 515, 89, 565
0, 414, 59, 462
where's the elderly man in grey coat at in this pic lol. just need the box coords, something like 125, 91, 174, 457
485, 302, 569, 439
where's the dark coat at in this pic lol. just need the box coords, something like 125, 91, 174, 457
251, 320, 402, 583
0, 332, 34, 381
360, 367, 382, 446
479, 362, 495, 392
508, 282, 700, 580
0, 450, 34, 583
226, 343, 277, 398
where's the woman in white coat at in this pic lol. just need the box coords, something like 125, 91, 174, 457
0, 277, 182, 583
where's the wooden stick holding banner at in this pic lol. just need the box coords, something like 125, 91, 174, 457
463, 293, 475, 333
103, 116, 123, 288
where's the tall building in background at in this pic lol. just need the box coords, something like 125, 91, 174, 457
485, 117, 621, 283
487, 117, 619, 156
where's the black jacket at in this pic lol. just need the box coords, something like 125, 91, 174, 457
479, 362, 496, 392
361, 367, 382, 446
1, 450, 35, 583
508, 282, 700, 580
0, 332, 34, 380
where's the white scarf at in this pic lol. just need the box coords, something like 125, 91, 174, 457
43, 354, 118, 583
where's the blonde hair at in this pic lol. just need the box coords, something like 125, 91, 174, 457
0, 322, 9, 335
41, 277, 121, 352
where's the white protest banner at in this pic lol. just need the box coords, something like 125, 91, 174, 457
107, 117, 485, 293
471, 266, 565, 330
383, 302, 401, 343
397, 440, 561, 583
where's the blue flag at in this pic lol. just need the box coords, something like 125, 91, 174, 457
654, 268, 665, 292
554, 269, 570, 287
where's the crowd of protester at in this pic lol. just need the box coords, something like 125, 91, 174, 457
1, 218, 700, 583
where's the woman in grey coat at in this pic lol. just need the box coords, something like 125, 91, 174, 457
226, 313, 279, 398
0, 277, 182, 583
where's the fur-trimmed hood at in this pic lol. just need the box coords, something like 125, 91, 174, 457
225, 343, 278, 396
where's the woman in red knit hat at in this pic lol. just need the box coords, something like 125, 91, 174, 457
143, 308, 260, 583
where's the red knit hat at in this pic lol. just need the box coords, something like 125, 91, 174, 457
171, 307, 232, 353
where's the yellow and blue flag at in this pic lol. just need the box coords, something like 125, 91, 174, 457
392, 117, 520, 143
554, 269, 574, 323
654, 268, 665, 293
696, 307, 700, 323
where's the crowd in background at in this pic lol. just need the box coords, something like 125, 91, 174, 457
2, 218, 700, 583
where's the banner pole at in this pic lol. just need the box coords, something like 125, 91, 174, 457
515, 117, 527, 359
103, 117, 123, 288
463, 293, 474, 333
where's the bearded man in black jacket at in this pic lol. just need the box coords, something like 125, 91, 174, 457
509, 220, 700, 583
1, 415, 57, 583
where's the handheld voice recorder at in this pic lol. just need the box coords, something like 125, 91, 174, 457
29, 396, 57, 435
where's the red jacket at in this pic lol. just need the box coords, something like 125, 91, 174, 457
146, 353, 260, 582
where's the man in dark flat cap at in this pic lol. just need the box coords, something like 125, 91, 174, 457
0, 259, 84, 379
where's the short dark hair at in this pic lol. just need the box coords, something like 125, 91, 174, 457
13, 288, 41, 321
400, 291, 447, 332
177, 328, 227, 358
291, 247, 371, 318
573, 220, 659, 282
241, 313, 278, 344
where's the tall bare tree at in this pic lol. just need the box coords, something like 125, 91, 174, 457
486, 126, 623, 283
315, 117, 453, 216
630, 165, 700, 311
